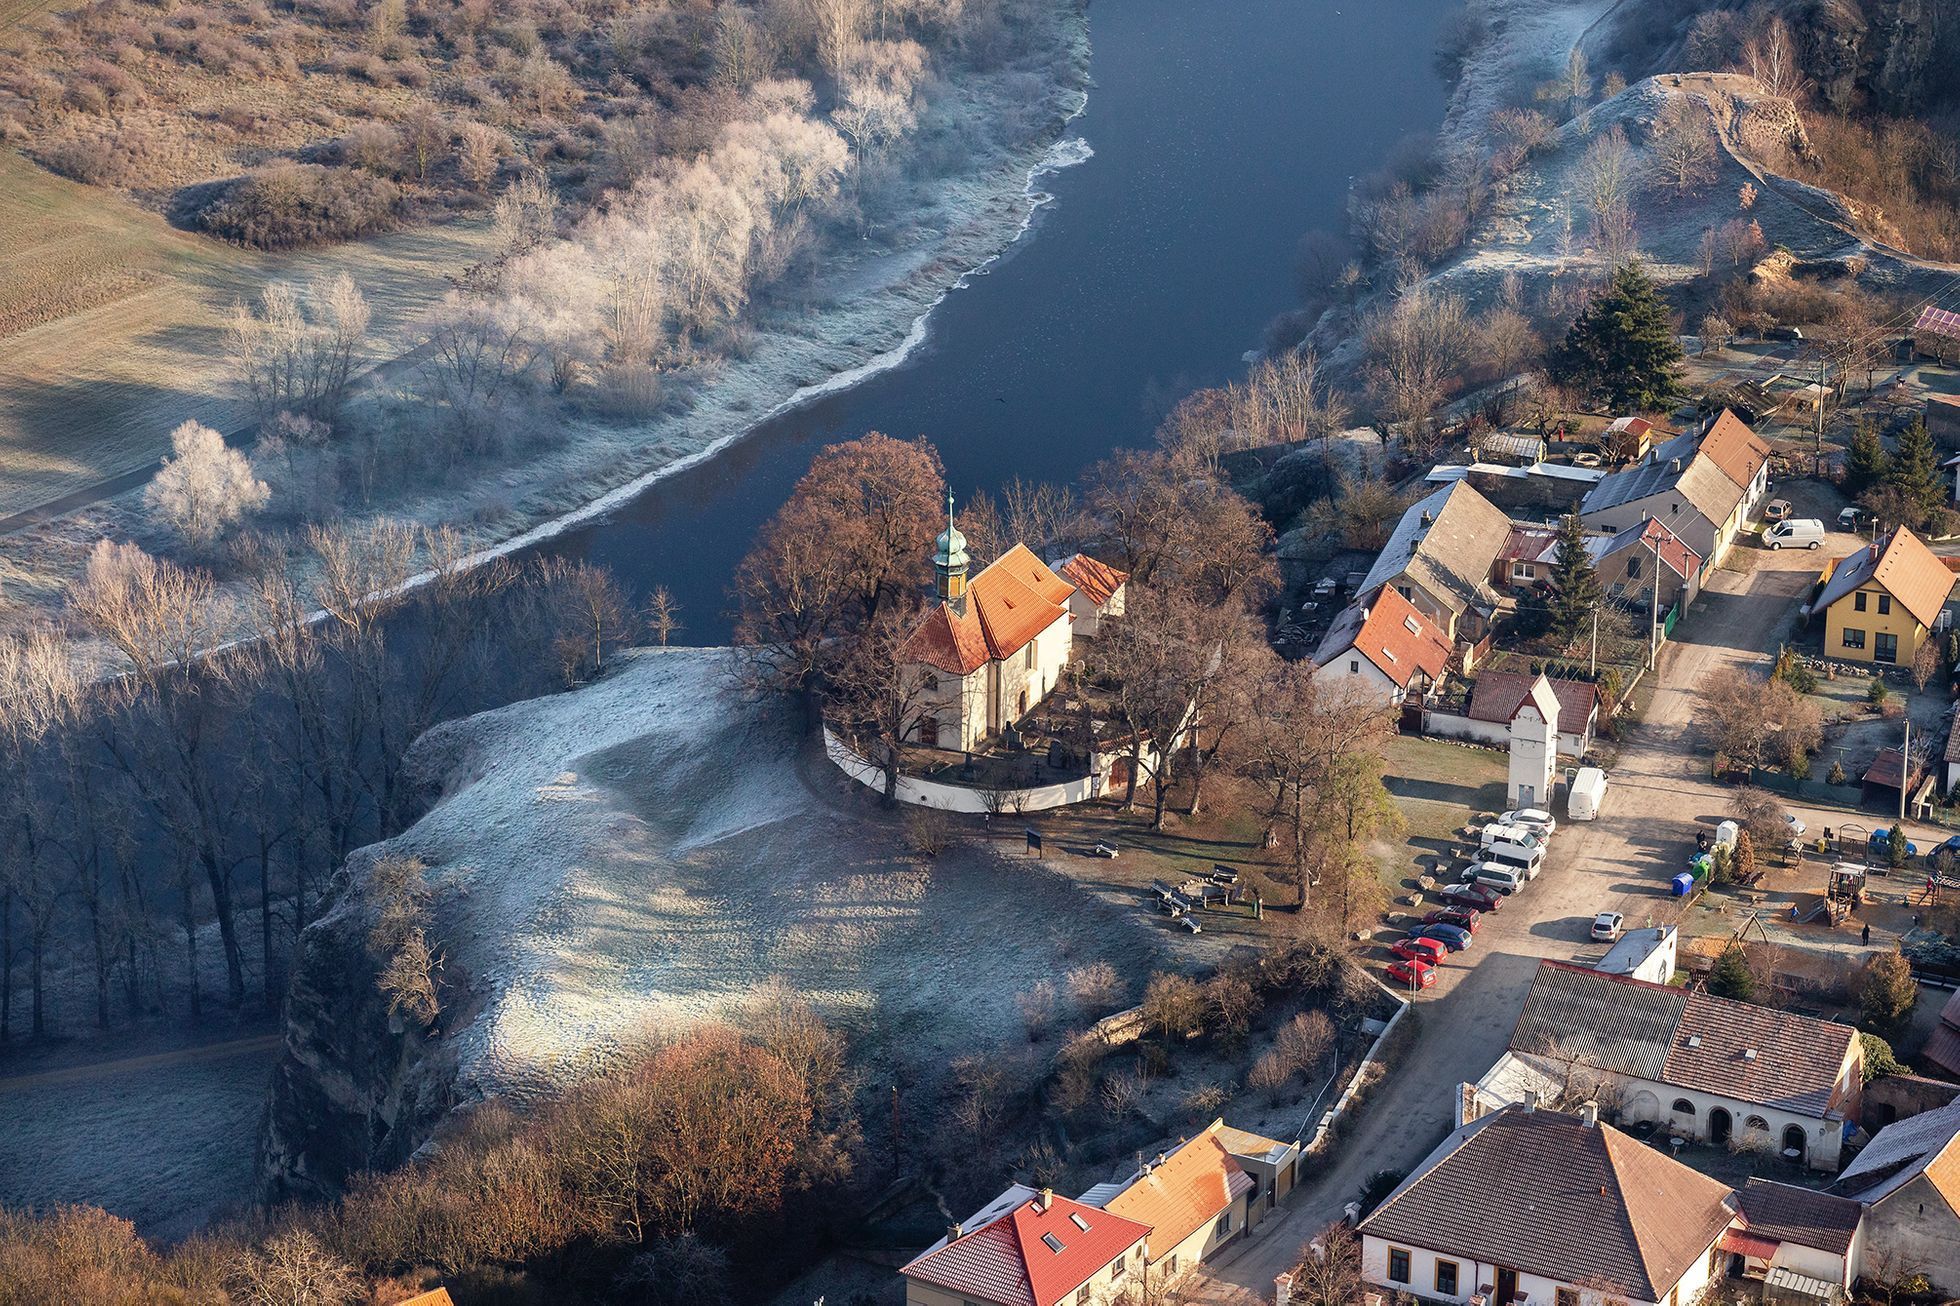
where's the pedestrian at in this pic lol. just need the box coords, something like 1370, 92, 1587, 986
1863, 922, 1872, 946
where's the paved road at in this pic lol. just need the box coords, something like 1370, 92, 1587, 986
1187, 540, 1845, 1304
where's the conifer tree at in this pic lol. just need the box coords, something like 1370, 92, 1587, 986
1844, 420, 1890, 496
1885, 417, 1944, 526
1708, 941, 1757, 1002
1547, 262, 1685, 412
1547, 510, 1603, 649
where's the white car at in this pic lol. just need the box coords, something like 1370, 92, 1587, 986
1785, 814, 1808, 840
1591, 911, 1625, 942
1500, 808, 1557, 837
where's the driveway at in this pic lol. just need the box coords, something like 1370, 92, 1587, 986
1186, 540, 1843, 1304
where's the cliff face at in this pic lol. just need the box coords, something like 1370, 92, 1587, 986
258, 854, 456, 1203
1801, 0, 1960, 116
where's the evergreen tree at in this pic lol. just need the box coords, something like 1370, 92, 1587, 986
1844, 420, 1891, 495
1546, 262, 1685, 412
1708, 941, 1757, 1002
1860, 949, 1918, 1039
1885, 417, 1944, 526
1546, 510, 1603, 649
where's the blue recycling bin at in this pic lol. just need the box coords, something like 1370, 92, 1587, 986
1671, 872, 1696, 897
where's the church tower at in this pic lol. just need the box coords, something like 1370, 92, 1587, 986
934, 492, 969, 612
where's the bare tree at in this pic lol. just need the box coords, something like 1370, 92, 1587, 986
1738, 15, 1811, 102
645, 586, 683, 647
1649, 96, 1719, 195
144, 420, 270, 549
227, 274, 371, 425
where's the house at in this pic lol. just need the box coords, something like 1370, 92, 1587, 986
1095, 1123, 1254, 1285
1312, 586, 1454, 706
1929, 395, 1960, 452
1357, 1105, 1738, 1306
1594, 926, 1677, 984
1467, 961, 1863, 1170
1917, 987, 1960, 1081
1494, 523, 1560, 592
1602, 414, 1658, 461
1811, 527, 1954, 667
1913, 305, 1960, 365
1468, 671, 1598, 758
1592, 518, 1701, 615
902, 502, 1126, 753
1505, 673, 1561, 808
1213, 1122, 1302, 1230
1359, 481, 1514, 644
1055, 554, 1129, 640
1731, 1179, 1866, 1291
1831, 1097, 1960, 1292
901, 1184, 1151, 1306
1579, 411, 1770, 574
1946, 709, 1960, 797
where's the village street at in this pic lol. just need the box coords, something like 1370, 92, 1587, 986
1187, 534, 1890, 1304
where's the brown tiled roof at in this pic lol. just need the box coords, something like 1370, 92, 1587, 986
1313, 586, 1453, 691
902, 545, 1075, 676
1467, 672, 1598, 736
903, 1192, 1150, 1306
1508, 962, 1856, 1117
1361, 482, 1512, 620
1817, 528, 1955, 629
1697, 409, 1770, 492
1736, 1179, 1863, 1255
1056, 553, 1127, 607
1105, 1124, 1254, 1261
1358, 1108, 1737, 1302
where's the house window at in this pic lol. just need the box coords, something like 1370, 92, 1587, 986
1557, 1289, 1580, 1306
1876, 632, 1899, 664
1627, 554, 1643, 579
1512, 562, 1537, 582
919, 716, 939, 748
1077, 1288, 1091, 1306
1745, 1115, 1769, 1132
1879, 594, 1893, 616
1436, 1261, 1460, 1296
1397, 585, 1413, 601
1112, 1252, 1128, 1280
1387, 1249, 1411, 1284
924, 673, 939, 691
1025, 642, 1036, 670
1672, 1098, 1696, 1115
1350, 660, 1361, 674
1842, 627, 1866, 650
1165, 1255, 1178, 1278
1216, 1211, 1233, 1237
1855, 592, 1868, 612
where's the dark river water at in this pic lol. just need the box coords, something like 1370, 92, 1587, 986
540, 0, 1457, 641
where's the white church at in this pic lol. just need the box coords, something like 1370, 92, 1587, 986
900, 498, 1128, 754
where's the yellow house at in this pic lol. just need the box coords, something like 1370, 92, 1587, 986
1815, 527, 1955, 666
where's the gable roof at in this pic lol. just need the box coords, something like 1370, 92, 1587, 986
1360, 482, 1513, 620
1468, 671, 1597, 736
903, 546, 1076, 676
1696, 410, 1771, 492
1055, 553, 1128, 607
398, 1293, 456, 1306
1581, 433, 1747, 528
902, 1189, 1150, 1306
1507, 962, 1857, 1117
1597, 517, 1701, 581
1357, 1107, 1737, 1302
1735, 1179, 1863, 1256
1313, 586, 1453, 690
1815, 528, 1954, 629
1834, 1098, 1960, 1208
1213, 1122, 1295, 1164
993, 544, 1077, 607
1104, 1123, 1254, 1260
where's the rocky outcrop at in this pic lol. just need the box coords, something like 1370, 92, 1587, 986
1800, 0, 1959, 117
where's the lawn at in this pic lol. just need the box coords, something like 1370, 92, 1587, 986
1375, 736, 1509, 896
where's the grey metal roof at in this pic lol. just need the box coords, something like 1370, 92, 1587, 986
1509, 960, 1685, 1079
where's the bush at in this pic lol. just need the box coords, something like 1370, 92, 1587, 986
199, 163, 401, 249
1861, 1030, 1906, 1082
1356, 1168, 1406, 1215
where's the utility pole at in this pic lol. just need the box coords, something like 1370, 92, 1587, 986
1648, 537, 1663, 672
1815, 357, 1827, 472
1590, 604, 1599, 676
1901, 715, 1912, 828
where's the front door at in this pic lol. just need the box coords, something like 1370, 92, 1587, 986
1876, 632, 1899, 664
1709, 1107, 1732, 1146
1517, 784, 1535, 807
1497, 1267, 1519, 1304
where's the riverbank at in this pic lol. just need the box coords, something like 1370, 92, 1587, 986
0, 2, 1092, 650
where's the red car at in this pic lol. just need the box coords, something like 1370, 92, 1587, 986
1386, 958, 1437, 990
1434, 883, 1503, 913
1391, 936, 1449, 965
1423, 907, 1481, 933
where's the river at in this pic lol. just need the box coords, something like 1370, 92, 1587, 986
538, 0, 1456, 641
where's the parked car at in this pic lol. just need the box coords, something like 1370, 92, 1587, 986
1480, 823, 1546, 852
1936, 835, 1960, 862
1762, 518, 1826, 550
1839, 506, 1874, 531
1870, 828, 1919, 860
1785, 814, 1807, 840
1499, 808, 1557, 836
1386, 958, 1437, 990
1423, 907, 1481, 933
1464, 864, 1523, 895
1764, 499, 1794, 523
1409, 922, 1473, 952
1392, 936, 1450, 965
1435, 883, 1504, 912
1591, 911, 1625, 942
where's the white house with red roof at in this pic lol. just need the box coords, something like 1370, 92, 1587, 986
900, 500, 1129, 753
1312, 586, 1455, 706
901, 1185, 1150, 1306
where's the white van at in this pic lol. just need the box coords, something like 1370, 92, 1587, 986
1482, 838, 1545, 877
1465, 863, 1523, 895
1568, 767, 1607, 820
1763, 518, 1825, 550
1481, 824, 1545, 854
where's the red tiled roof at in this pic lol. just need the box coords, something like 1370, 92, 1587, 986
903, 1193, 1150, 1306
1610, 517, 1701, 580
1104, 1124, 1253, 1261
1467, 671, 1598, 735
902, 545, 1078, 676
903, 602, 993, 676
1315, 586, 1452, 690
1718, 1229, 1782, 1259
1057, 553, 1128, 607
993, 544, 1077, 607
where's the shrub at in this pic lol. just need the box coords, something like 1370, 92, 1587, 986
1065, 961, 1123, 1015
1861, 1030, 1906, 1082
198, 163, 401, 249
1708, 942, 1757, 1001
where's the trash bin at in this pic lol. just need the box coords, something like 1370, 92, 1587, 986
1671, 872, 1696, 897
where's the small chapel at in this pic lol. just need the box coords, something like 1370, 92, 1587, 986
900, 497, 1128, 754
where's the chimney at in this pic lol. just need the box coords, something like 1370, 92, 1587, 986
1036, 1188, 1053, 1213
1420, 509, 1434, 526
948, 1222, 964, 1242
1669, 457, 1683, 472
1579, 1101, 1599, 1128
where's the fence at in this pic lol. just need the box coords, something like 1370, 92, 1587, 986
1747, 766, 1865, 807
823, 727, 1107, 812
1301, 984, 1410, 1154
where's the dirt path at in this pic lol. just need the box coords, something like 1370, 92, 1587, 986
1185, 542, 1835, 1304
